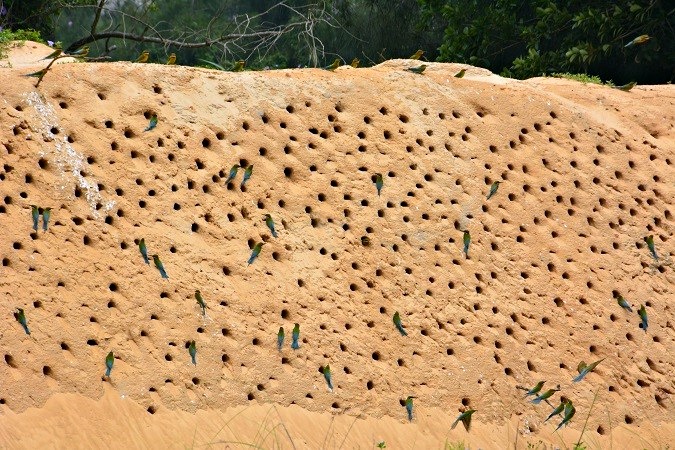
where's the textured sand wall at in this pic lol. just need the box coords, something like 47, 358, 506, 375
0, 42, 674, 447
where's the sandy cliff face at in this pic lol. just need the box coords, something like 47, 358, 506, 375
0, 41, 673, 448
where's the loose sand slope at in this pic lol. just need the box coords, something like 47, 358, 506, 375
0, 41, 673, 448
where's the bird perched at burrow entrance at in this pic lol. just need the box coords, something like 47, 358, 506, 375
393, 311, 407, 336
224, 164, 240, 185
138, 238, 149, 264
195, 290, 207, 315
291, 323, 300, 349
42, 207, 52, 232
277, 326, 285, 351
545, 400, 566, 423
638, 304, 648, 332
405, 396, 416, 422
14, 308, 30, 335
486, 181, 500, 200
323, 364, 333, 391
374, 173, 383, 196
409, 49, 424, 60
105, 351, 114, 377
247, 242, 264, 265
532, 387, 560, 404
30, 205, 40, 232
451, 409, 476, 431
144, 114, 158, 132
325, 58, 341, 71
263, 214, 278, 238
644, 235, 658, 260
462, 230, 471, 259
240, 165, 253, 189
166, 53, 176, 65
407, 64, 426, 74
188, 340, 197, 365
522, 380, 545, 398
555, 400, 576, 431
41, 45, 63, 60
624, 34, 650, 48
135, 51, 149, 63
454, 68, 467, 78
616, 295, 632, 312
614, 81, 637, 92
152, 254, 169, 278
573, 358, 605, 383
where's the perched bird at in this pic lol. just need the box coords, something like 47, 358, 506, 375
350, 58, 360, 68
323, 364, 333, 391
573, 358, 605, 383
532, 388, 559, 404
69, 46, 89, 57
233, 60, 245, 72
240, 165, 253, 189
247, 242, 264, 265
462, 230, 471, 259
374, 173, 383, 196
545, 400, 566, 422
409, 50, 424, 60
195, 290, 207, 315
277, 326, 285, 351
614, 82, 637, 92
325, 58, 341, 71
407, 65, 426, 74
30, 205, 40, 232
135, 51, 149, 63
486, 181, 500, 200
13, 308, 30, 335
405, 396, 415, 422
264, 214, 278, 238
42, 207, 52, 232
638, 304, 648, 332
644, 235, 658, 260
291, 323, 300, 349
144, 114, 158, 132
454, 68, 467, 78
188, 340, 197, 365
224, 164, 240, 185
152, 254, 169, 279
166, 53, 176, 65
105, 351, 114, 377
393, 311, 407, 336
624, 34, 650, 48
138, 238, 149, 264
41, 46, 63, 60
24, 69, 48, 78
555, 400, 576, 431
523, 380, 545, 398
451, 409, 476, 431
617, 295, 632, 313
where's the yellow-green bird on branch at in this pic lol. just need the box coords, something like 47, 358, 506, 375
624, 34, 650, 47
41, 46, 63, 60
407, 65, 426, 74
135, 51, 149, 63
69, 46, 89, 57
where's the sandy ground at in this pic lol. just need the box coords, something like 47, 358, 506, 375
0, 41, 673, 449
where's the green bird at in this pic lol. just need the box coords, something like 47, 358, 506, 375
224, 164, 240, 185
486, 181, 500, 200
454, 68, 466, 78
573, 358, 605, 383
325, 58, 341, 71
188, 340, 197, 365
407, 65, 426, 74
405, 396, 415, 422
291, 323, 300, 349
462, 230, 471, 259
277, 326, 285, 351
25, 69, 48, 78
523, 380, 545, 398
152, 254, 168, 279
195, 290, 207, 315
617, 295, 632, 313
233, 60, 245, 72
247, 242, 264, 265
350, 58, 360, 68
105, 351, 114, 377
644, 235, 658, 260
42, 207, 52, 232
555, 400, 576, 431
69, 46, 89, 57
138, 238, 149, 264
614, 82, 637, 92
264, 214, 278, 238
624, 34, 650, 48
451, 409, 476, 431
13, 308, 30, 335
240, 165, 253, 189
545, 400, 566, 422
393, 311, 407, 336
166, 53, 176, 65
638, 304, 648, 332
41, 46, 63, 60
409, 50, 424, 60
144, 114, 158, 132
30, 205, 40, 232
532, 388, 559, 404
323, 364, 333, 391
374, 173, 383, 196
135, 51, 149, 63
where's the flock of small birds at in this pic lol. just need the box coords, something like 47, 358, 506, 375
11, 38, 661, 433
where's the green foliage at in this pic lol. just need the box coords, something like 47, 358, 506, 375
0, 28, 44, 59
444, 441, 466, 450
550, 73, 605, 84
